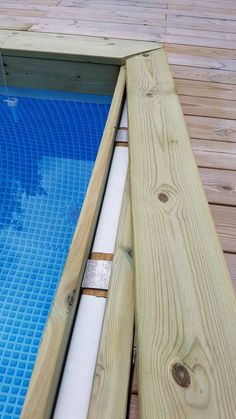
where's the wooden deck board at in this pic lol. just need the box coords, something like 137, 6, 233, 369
192, 139, 236, 171
175, 79, 236, 101
127, 47, 236, 418
180, 95, 236, 119
199, 168, 236, 206
210, 204, 236, 254
185, 116, 236, 142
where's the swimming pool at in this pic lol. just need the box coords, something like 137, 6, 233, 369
0, 88, 111, 417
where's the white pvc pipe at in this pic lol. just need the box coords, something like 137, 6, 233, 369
53, 295, 106, 419
92, 146, 128, 254
53, 102, 128, 419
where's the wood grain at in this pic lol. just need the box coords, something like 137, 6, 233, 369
166, 43, 236, 61
210, 205, 236, 254
88, 178, 134, 419
180, 95, 236, 119
127, 48, 236, 418
171, 64, 236, 84
175, 79, 236, 101
192, 139, 236, 171
185, 116, 236, 143
46, 5, 166, 26
168, 52, 236, 72
225, 253, 236, 289
90, 252, 113, 261
166, 14, 236, 34
0, 29, 161, 64
21, 66, 126, 419
2, 55, 118, 95
167, 5, 236, 21
82, 289, 108, 298
128, 394, 138, 419
199, 168, 236, 206
28, 19, 163, 42
131, 359, 138, 394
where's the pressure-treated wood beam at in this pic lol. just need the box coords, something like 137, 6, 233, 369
127, 48, 236, 418
0, 29, 161, 64
88, 178, 134, 419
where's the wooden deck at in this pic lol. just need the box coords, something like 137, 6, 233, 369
1, 1, 235, 417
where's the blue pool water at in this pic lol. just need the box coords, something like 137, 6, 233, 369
0, 88, 111, 417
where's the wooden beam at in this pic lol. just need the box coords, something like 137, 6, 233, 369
127, 48, 236, 418
2, 55, 118, 95
88, 177, 134, 419
0, 29, 161, 64
20, 66, 126, 419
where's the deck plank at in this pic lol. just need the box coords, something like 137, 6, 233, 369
210, 204, 236, 254
166, 44, 236, 60
166, 15, 236, 34
127, 47, 236, 418
199, 168, 236, 206
175, 79, 236, 101
171, 65, 236, 84
225, 253, 236, 287
185, 116, 236, 142
167, 5, 236, 21
180, 95, 236, 119
46, 5, 166, 26
128, 394, 138, 419
192, 139, 236, 171
168, 52, 236, 71
28, 19, 164, 41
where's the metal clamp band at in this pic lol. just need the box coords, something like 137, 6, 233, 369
82, 259, 113, 290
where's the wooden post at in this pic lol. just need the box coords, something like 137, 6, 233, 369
127, 48, 236, 418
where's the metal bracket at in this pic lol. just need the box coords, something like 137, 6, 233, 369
82, 259, 112, 290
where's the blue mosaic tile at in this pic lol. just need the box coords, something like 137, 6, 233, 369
0, 89, 111, 417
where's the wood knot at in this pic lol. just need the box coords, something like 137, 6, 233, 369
172, 363, 191, 388
222, 185, 232, 191
66, 289, 76, 309
158, 192, 168, 203
127, 248, 133, 258
142, 53, 149, 57
146, 92, 153, 97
